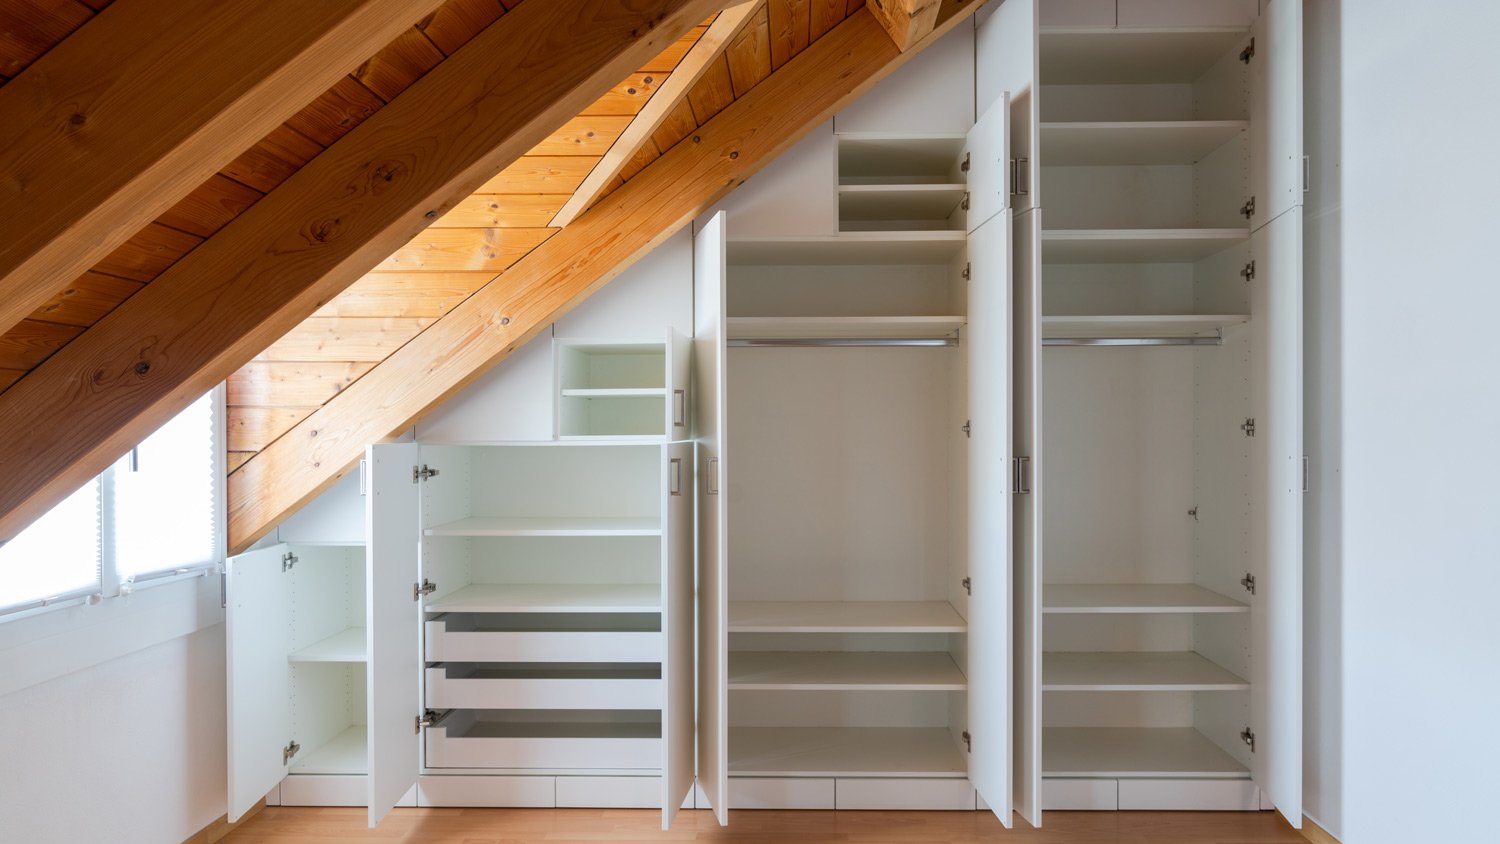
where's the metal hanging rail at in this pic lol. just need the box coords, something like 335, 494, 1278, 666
1042, 336, 1222, 347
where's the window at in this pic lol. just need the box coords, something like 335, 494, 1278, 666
0, 388, 224, 619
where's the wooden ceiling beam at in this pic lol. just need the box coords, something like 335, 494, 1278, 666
0, 0, 723, 544
0, 0, 448, 337
227, 0, 984, 553
866, 0, 940, 51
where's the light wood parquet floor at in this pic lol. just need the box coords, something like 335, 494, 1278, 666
224, 807, 1310, 843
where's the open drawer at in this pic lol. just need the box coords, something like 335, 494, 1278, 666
425, 710, 662, 769
425, 663, 662, 710
425, 613, 662, 663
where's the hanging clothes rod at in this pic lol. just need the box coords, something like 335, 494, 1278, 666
728, 338, 958, 348
1042, 337, 1222, 347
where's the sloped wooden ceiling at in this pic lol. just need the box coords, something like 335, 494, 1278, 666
226, 0, 984, 551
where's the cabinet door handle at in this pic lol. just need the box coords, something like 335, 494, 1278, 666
708, 457, 719, 495
670, 457, 683, 496
673, 389, 687, 428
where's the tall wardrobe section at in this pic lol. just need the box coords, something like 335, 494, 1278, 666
1016, 0, 1304, 826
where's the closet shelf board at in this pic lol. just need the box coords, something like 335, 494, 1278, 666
288, 627, 367, 663
727, 233, 966, 265
1040, 121, 1248, 166
1042, 727, 1249, 778
1042, 314, 1248, 338
1042, 229, 1249, 263
1044, 584, 1248, 614
424, 583, 661, 614
728, 601, 967, 633
838, 184, 968, 221
425, 516, 661, 537
729, 727, 968, 778
289, 725, 366, 775
1040, 28, 1250, 84
1042, 651, 1249, 691
727, 651, 967, 691
727, 316, 966, 341
559, 388, 667, 398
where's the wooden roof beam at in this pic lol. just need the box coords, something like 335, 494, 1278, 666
0, 0, 723, 544
0, 0, 450, 337
227, 0, 984, 553
867, 0, 941, 51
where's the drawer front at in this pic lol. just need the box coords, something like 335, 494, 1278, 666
425, 668, 661, 710
425, 622, 661, 663
835, 778, 976, 811
556, 776, 660, 808
1118, 778, 1260, 811
425, 727, 660, 769
1042, 778, 1118, 810
730, 777, 835, 810
416, 775, 556, 807
280, 776, 418, 808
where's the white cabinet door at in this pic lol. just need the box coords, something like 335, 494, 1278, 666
661, 441, 696, 828
366, 443, 422, 827
693, 211, 729, 826
1249, 0, 1303, 230
977, 0, 1037, 215
1248, 207, 1303, 827
1010, 208, 1042, 828
966, 209, 1013, 826
668, 328, 692, 442
226, 544, 291, 822
965, 95, 1010, 234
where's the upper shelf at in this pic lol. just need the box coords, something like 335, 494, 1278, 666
289, 627, 367, 663
727, 232, 966, 265
425, 516, 660, 537
1043, 651, 1250, 692
730, 726, 967, 778
424, 583, 661, 614
727, 316, 965, 342
729, 601, 967, 633
1040, 121, 1248, 166
728, 651, 967, 691
837, 134, 968, 185
1044, 584, 1248, 614
1042, 314, 1248, 339
838, 184, 967, 226
1042, 228, 1248, 263
1040, 28, 1249, 84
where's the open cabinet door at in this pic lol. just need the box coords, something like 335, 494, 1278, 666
967, 208, 1013, 826
1010, 208, 1042, 827
1249, 208, 1303, 827
1249, 0, 1303, 230
965, 93, 1010, 234
366, 443, 422, 827
693, 211, 729, 825
226, 544, 291, 821
976, 0, 1037, 213
662, 441, 696, 828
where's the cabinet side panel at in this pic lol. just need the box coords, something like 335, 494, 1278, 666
662, 441, 696, 826
227, 546, 291, 821
1011, 208, 1042, 827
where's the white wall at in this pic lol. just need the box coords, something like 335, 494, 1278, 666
1319, 2, 1500, 842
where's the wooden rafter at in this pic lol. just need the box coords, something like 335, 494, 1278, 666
0, 0, 722, 544
0, 0, 448, 337
866, 0, 940, 51
226, 0, 985, 552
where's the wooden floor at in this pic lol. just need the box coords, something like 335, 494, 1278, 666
225, 807, 1309, 843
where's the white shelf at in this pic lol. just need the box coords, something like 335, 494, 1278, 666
837, 134, 967, 185
1044, 584, 1248, 614
558, 388, 666, 398
1040, 121, 1248, 166
291, 725, 366, 775
728, 651, 966, 691
425, 516, 661, 537
288, 627, 367, 663
1042, 727, 1249, 778
1043, 651, 1249, 691
1040, 28, 1249, 84
728, 601, 967, 633
1043, 314, 1248, 339
727, 232, 966, 265
424, 583, 661, 614
1043, 228, 1249, 263
838, 184, 968, 222
727, 316, 965, 341
730, 727, 967, 778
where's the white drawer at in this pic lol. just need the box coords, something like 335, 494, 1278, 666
730, 777, 835, 809
416, 775, 556, 807
424, 664, 661, 710
556, 776, 661, 808
1042, 778, 1118, 810
424, 712, 661, 769
1118, 778, 1259, 810
425, 618, 661, 663
835, 778, 975, 810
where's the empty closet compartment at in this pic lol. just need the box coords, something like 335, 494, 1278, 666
554, 336, 689, 440
425, 612, 662, 663
425, 710, 661, 770
425, 663, 662, 710
836, 135, 968, 233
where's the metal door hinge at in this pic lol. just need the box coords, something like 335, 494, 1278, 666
1012, 456, 1031, 494
1009, 158, 1029, 196
1240, 38, 1255, 64
1240, 196, 1256, 219
1188, 506, 1198, 521
961, 263, 971, 281
1240, 261, 1256, 281
961, 731, 972, 752
961, 192, 971, 211
416, 710, 439, 734
1241, 418, 1256, 437
1241, 573, 1256, 595
961, 419, 971, 438
281, 552, 298, 572
414, 578, 437, 601
960, 152, 971, 174
962, 577, 971, 595
1240, 727, 1256, 752
283, 740, 301, 765
413, 464, 440, 483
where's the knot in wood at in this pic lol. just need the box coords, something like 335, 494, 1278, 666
134, 361, 151, 376
68, 112, 86, 126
